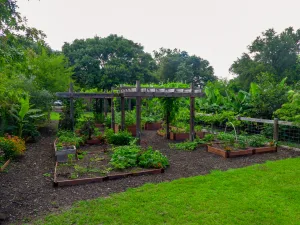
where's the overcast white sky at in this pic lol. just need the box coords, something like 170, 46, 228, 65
18, 0, 300, 79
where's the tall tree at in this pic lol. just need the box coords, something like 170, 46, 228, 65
63, 35, 157, 89
154, 48, 216, 86
230, 27, 300, 89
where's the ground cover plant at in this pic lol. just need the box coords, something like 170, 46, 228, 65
169, 134, 215, 151
36, 158, 300, 225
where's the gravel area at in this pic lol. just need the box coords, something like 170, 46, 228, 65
0, 122, 299, 224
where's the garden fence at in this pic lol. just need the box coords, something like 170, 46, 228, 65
197, 115, 300, 148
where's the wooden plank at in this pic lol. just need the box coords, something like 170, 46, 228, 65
0, 159, 11, 172
69, 83, 75, 131
122, 92, 204, 97
239, 117, 274, 124
136, 81, 141, 144
56, 92, 118, 98
278, 120, 295, 126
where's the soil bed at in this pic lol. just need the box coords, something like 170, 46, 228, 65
0, 121, 299, 224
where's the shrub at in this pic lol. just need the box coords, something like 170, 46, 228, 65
110, 146, 141, 169
104, 129, 132, 146
138, 147, 169, 168
0, 136, 26, 160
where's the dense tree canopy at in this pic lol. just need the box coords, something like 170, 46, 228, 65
63, 35, 157, 89
0, 0, 72, 137
230, 27, 300, 90
154, 48, 216, 87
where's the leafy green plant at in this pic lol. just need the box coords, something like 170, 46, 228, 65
138, 147, 169, 169
110, 146, 141, 169
247, 135, 267, 147
217, 132, 235, 145
104, 128, 132, 146
104, 114, 112, 127
43, 173, 51, 177
79, 118, 95, 140
57, 130, 84, 148
169, 141, 198, 151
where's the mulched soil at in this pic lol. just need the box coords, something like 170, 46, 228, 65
0, 122, 300, 224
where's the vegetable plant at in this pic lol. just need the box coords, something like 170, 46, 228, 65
138, 147, 169, 169
110, 146, 141, 169
104, 128, 132, 145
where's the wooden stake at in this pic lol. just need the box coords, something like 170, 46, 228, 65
121, 96, 125, 131
189, 83, 195, 141
274, 118, 279, 141
128, 98, 132, 111
69, 83, 74, 131
166, 111, 170, 139
111, 96, 115, 132
136, 81, 141, 144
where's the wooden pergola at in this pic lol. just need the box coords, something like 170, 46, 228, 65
56, 81, 204, 144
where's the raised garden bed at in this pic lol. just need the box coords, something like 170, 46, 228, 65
115, 124, 136, 136
86, 139, 103, 145
207, 144, 277, 158
144, 122, 161, 130
254, 146, 277, 154
170, 131, 205, 141
157, 129, 165, 137
53, 150, 164, 187
54, 139, 76, 163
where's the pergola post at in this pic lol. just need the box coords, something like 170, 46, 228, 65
166, 111, 170, 139
136, 81, 141, 144
104, 90, 108, 117
111, 97, 115, 132
189, 83, 195, 141
128, 98, 132, 111
69, 82, 74, 131
121, 95, 125, 131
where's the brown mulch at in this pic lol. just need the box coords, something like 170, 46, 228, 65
0, 122, 299, 224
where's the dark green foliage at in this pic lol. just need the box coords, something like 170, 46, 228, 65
104, 129, 132, 146
79, 118, 95, 140
154, 48, 216, 86
59, 99, 85, 130
231, 27, 300, 90
138, 147, 169, 169
246, 73, 288, 118
62, 35, 157, 89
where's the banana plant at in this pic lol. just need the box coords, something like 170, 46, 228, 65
10, 95, 44, 137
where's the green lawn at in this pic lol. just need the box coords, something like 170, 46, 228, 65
50, 112, 94, 122
36, 157, 300, 225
